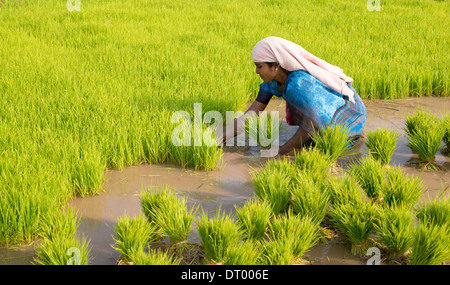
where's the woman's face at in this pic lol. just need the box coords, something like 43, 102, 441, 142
254, 62, 277, 83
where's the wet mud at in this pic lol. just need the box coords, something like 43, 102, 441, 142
1, 97, 449, 265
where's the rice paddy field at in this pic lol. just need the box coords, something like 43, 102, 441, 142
0, 0, 449, 268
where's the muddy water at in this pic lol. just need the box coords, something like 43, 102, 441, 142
1, 97, 449, 265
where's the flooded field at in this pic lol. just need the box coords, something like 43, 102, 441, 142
1, 97, 449, 265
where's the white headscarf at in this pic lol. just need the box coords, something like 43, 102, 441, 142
252, 36, 355, 103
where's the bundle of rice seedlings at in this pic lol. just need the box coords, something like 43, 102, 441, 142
149, 194, 198, 244
242, 112, 282, 149
415, 195, 450, 229
293, 147, 332, 186
441, 113, 450, 156
329, 202, 376, 256
223, 240, 261, 265
310, 124, 352, 162
381, 166, 424, 209
260, 239, 294, 265
365, 128, 399, 166
140, 186, 178, 224
404, 110, 446, 170
409, 223, 450, 265
35, 208, 91, 265
111, 213, 161, 262
251, 158, 294, 215
129, 248, 182, 265
373, 206, 414, 257
235, 199, 272, 241
290, 172, 330, 226
325, 175, 366, 207
196, 208, 241, 264
267, 211, 319, 260
348, 156, 386, 201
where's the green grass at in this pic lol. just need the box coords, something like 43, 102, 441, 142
409, 223, 450, 265
196, 208, 242, 264
373, 206, 414, 257
381, 166, 424, 209
415, 196, 450, 229
348, 156, 386, 201
293, 147, 332, 186
310, 124, 352, 162
0, 0, 448, 247
129, 248, 182, 265
223, 240, 260, 265
365, 128, 399, 166
404, 110, 446, 170
325, 175, 366, 207
111, 213, 162, 262
235, 199, 272, 241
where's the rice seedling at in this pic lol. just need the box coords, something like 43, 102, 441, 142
325, 175, 366, 207
129, 248, 182, 265
381, 166, 424, 209
139, 186, 178, 224
223, 240, 261, 265
409, 223, 450, 265
235, 199, 272, 241
267, 211, 319, 260
290, 172, 330, 226
145, 191, 199, 244
415, 196, 450, 229
373, 206, 414, 257
251, 158, 294, 215
348, 156, 386, 201
35, 208, 91, 265
404, 110, 446, 170
310, 124, 352, 162
196, 208, 241, 264
365, 128, 399, 166
242, 111, 282, 149
293, 147, 332, 186
329, 202, 376, 256
260, 239, 294, 265
111, 213, 162, 262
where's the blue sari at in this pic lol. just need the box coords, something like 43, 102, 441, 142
256, 70, 366, 142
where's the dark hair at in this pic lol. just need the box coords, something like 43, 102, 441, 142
265, 62, 276, 67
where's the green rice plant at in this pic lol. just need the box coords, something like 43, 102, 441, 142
235, 199, 272, 241
267, 211, 319, 260
145, 190, 199, 244
409, 223, 450, 265
129, 248, 182, 265
196, 208, 241, 264
310, 124, 352, 162
293, 147, 332, 186
251, 158, 294, 215
111, 213, 162, 262
404, 110, 446, 170
348, 156, 386, 201
35, 208, 91, 265
139, 186, 178, 224
381, 166, 424, 209
260, 239, 294, 265
243, 112, 282, 149
290, 172, 330, 226
329, 202, 376, 256
223, 240, 261, 265
373, 206, 414, 257
415, 196, 450, 229
325, 175, 366, 207
365, 128, 400, 166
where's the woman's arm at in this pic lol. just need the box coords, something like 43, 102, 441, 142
278, 127, 311, 155
217, 100, 267, 144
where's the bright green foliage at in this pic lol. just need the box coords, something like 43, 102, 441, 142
223, 241, 260, 265
410, 224, 450, 265
365, 128, 399, 165
381, 166, 423, 209
196, 209, 241, 263
415, 196, 450, 229
129, 249, 182, 265
293, 147, 332, 185
325, 175, 366, 207
310, 124, 352, 162
373, 206, 414, 256
348, 156, 386, 201
112, 213, 162, 261
235, 199, 272, 241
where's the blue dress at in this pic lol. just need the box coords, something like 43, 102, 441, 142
256, 70, 366, 142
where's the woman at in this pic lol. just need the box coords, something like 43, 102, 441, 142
220, 36, 366, 155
